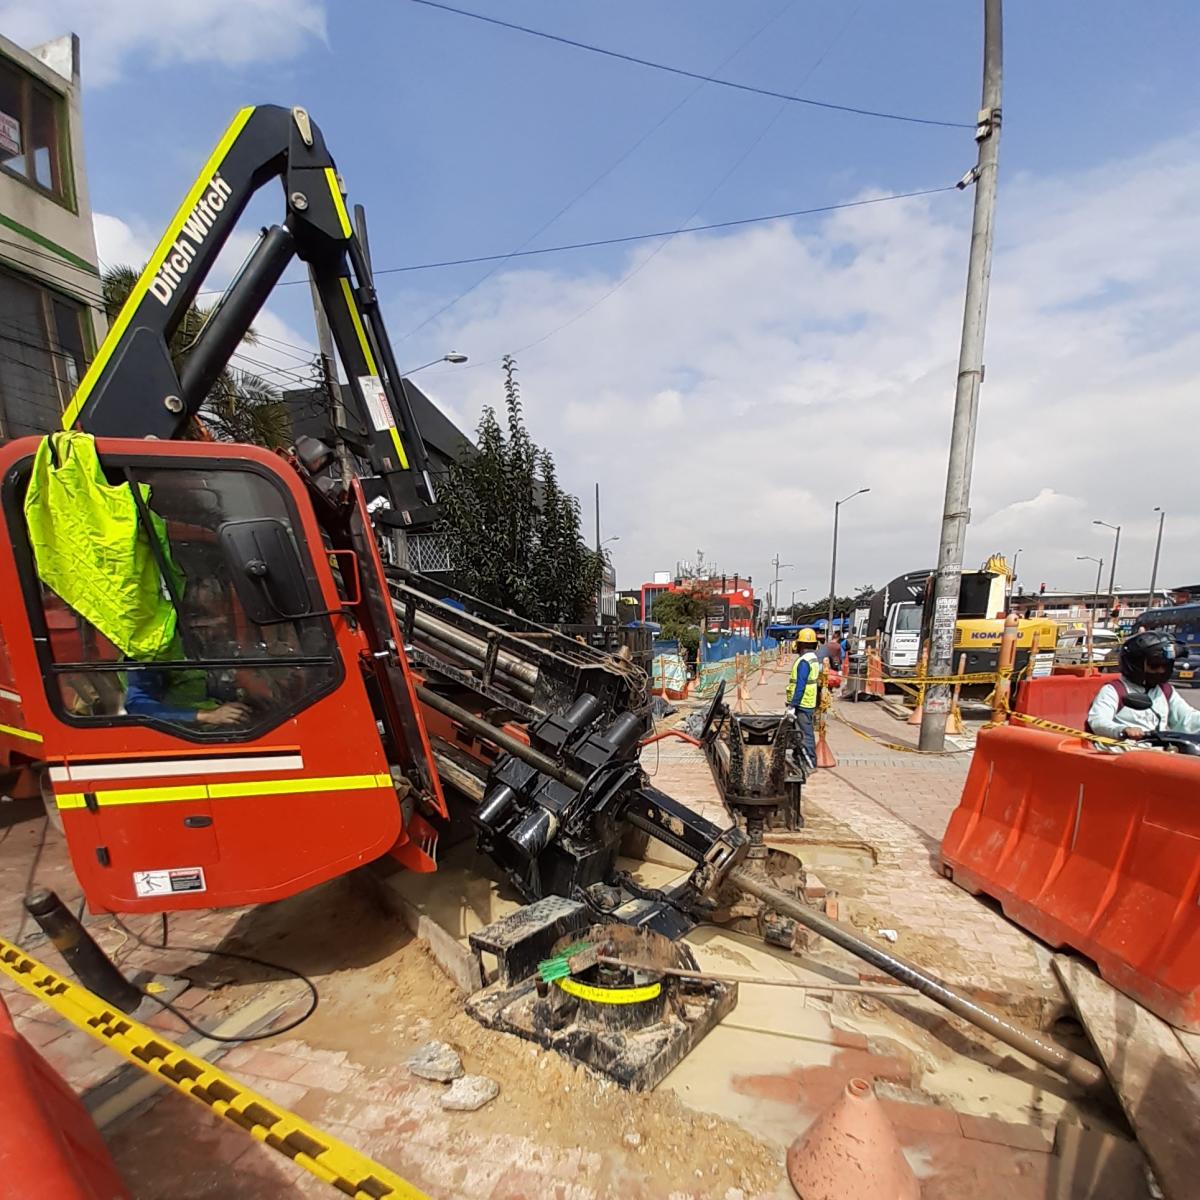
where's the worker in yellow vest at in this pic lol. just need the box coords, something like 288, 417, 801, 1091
788, 628, 821, 766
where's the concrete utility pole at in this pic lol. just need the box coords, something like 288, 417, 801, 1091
919, 0, 1003, 752
308, 270, 354, 489
1149, 508, 1166, 608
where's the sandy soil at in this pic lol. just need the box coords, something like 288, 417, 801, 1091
156, 874, 787, 1199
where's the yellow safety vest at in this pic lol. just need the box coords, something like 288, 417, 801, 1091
787, 652, 820, 709
24, 432, 180, 660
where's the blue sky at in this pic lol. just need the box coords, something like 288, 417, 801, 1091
10, 1, 1200, 598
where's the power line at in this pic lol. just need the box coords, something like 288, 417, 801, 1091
195, 181, 956, 299
250, 330, 318, 358
229, 350, 318, 387
382, 184, 958, 277
395, 0, 799, 341
403, 0, 972, 129
491, 0, 877, 364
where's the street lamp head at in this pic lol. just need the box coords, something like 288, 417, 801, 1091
443, 352, 468, 364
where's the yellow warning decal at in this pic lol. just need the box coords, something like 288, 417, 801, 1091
557, 976, 662, 1005
0, 722, 42, 743
55, 772, 393, 810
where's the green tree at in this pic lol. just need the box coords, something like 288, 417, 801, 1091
437, 356, 603, 623
789, 590, 872, 624
651, 590, 705, 653
101, 265, 293, 448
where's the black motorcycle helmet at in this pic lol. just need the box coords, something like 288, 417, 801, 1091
1119, 630, 1176, 689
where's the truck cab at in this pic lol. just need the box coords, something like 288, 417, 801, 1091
882, 601, 922, 673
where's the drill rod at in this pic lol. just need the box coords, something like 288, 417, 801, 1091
727, 866, 1105, 1090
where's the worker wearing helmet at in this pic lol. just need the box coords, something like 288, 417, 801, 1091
787, 629, 821, 766
1086, 630, 1200, 747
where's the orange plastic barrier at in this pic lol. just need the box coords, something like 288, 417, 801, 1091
941, 724, 1200, 1031
1050, 663, 1102, 678
1012, 672, 1118, 730
0, 994, 130, 1199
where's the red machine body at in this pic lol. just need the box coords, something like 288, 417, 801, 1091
0, 436, 443, 913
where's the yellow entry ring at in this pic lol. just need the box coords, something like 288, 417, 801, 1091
556, 976, 662, 1005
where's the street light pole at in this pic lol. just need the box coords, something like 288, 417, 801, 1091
1093, 520, 1121, 624
401, 352, 469, 376
771, 555, 795, 624
1148, 508, 1165, 610
1078, 555, 1103, 662
919, 0, 1003, 752
830, 489, 869, 647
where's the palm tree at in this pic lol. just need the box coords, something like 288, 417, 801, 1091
100, 265, 298, 449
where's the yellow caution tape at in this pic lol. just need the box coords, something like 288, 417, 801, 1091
0, 936, 430, 1200
827, 707, 972, 756
556, 976, 662, 1005
1000, 708, 1120, 746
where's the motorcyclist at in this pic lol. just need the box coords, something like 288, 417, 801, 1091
1086, 630, 1200, 747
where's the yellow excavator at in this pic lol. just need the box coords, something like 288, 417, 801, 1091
925, 554, 1058, 693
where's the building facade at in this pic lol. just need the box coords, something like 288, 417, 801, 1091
639, 572, 756, 634
0, 33, 103, 439
1013, 587, 1178, 631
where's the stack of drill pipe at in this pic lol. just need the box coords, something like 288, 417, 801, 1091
394, 596, 538, 699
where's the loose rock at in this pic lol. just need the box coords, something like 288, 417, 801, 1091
441, 1073, 500, 1111
407, 1040, 463, 1082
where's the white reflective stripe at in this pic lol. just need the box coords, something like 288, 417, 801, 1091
0, 688, 20, 703
52, 754, 305, 783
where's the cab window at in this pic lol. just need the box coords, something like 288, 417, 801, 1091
29, 461, 340, 740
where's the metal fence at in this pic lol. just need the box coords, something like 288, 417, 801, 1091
407, 533, 454, 574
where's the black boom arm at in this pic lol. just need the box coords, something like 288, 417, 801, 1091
63, 104, 434, 504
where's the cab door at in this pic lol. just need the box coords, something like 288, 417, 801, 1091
0, 437, 427, 912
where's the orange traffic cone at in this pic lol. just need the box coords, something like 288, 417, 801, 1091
814, 712, 837, 768
787, 1077, 919, 1200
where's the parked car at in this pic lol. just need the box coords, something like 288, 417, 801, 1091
1055, 627, 1120, 667
1174, 643, 1199, 688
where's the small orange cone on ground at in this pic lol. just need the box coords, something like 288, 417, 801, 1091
814, 717, 837, 768
786, 1076, 920, 1200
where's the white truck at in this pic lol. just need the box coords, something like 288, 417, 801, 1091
867, 571, 932, 678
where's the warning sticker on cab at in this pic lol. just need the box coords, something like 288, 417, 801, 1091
358, 374, 396, 433
133, 868, 207, 898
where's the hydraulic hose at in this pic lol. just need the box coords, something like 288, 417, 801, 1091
727, 866, 1105, 1090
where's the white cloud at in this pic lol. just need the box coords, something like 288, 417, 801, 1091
91, 212, 155, 269
2, 0, 325, 86
408, 134, 1200, 602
